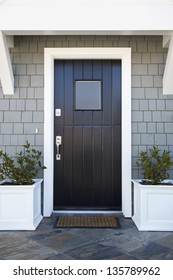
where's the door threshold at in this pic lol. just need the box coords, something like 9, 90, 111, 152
53, 210, 122, 215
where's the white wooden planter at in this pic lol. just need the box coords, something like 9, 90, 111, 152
0, 179, 43, 230
132, 179, 173, 231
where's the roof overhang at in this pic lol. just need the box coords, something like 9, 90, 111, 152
0, 2, 173, 35
1, 1, 173, 95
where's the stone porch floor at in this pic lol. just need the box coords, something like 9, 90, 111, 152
0, 214, 173, 260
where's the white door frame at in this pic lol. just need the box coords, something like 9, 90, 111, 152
43, 47, 131, 217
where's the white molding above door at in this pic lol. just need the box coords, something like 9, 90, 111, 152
44, 47, 131, 217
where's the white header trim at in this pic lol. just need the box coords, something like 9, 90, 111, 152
1, 4, 173, 32
44, 47, 131, 217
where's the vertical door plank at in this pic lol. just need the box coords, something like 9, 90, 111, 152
112, 60, 121, 126
83, 61, 93, 126
63, 126, 74, 207
73, 126, 83, 190
83, 126, 93, 190
54, 125, 64, 207
93, 61, 102, 125
113, 125, 122, 209
64, 61, 73, 126
102, 126, 114, 206
92, 127, 102, 206
102, 61, 112, 125
54, 61, 64, 126
74, 61, 83, 126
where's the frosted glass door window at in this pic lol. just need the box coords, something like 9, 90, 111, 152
75, 81, 101, 110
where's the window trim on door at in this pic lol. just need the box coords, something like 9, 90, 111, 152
44, 48, 131, 217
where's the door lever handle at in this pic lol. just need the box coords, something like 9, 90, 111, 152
56, 136, 62, 160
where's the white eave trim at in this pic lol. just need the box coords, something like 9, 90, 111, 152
0, 31, 14, 95
163, 35, 173, 95
1, 4, 173, 32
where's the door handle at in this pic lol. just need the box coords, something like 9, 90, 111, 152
56, 136, 62, 160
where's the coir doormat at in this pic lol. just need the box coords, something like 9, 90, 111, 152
54, 216, 120, 229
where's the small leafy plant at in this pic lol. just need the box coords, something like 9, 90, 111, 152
136, 146, 173, 185
0, 141, 46, 185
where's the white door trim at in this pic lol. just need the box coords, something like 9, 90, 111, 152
43, 47, 131, 217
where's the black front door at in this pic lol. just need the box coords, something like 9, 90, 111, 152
54, 60, 121, 210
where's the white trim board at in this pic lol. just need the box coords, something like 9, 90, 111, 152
44, 47, 132, 217
0, 31, 14, 95
1, 4, 173, 32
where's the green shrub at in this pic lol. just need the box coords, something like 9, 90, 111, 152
136, 146, 173, 185
0, 141, 46, 185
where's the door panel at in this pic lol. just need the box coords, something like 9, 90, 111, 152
54, 60, 121, 210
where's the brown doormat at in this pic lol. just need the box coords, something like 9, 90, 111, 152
54, 216, 120, 229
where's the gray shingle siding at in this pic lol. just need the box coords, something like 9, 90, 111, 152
0, 35, 173, 178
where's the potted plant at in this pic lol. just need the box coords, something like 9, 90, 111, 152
132, 146, 173, 231
0, 141, 46, 230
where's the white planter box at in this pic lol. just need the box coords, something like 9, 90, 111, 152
0, 179, 43, 230
132, 179, 173, 231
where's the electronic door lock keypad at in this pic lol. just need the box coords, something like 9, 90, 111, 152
55, 109, 61, 117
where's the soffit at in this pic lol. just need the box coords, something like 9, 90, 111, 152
0, 1, 173, 35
